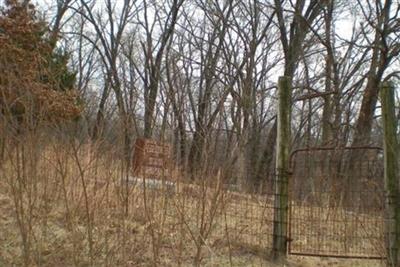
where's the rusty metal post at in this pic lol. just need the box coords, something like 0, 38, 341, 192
381, 81, 400, 267
272, 76, 292, 261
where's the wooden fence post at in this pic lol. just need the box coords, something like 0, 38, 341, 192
272, 76, 292, 261
380, 81, 400, 267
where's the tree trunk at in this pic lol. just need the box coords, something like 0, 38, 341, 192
255, 118, 277, 191
92, 83, 109, 140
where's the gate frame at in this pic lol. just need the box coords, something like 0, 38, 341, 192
287, 145, 386, 260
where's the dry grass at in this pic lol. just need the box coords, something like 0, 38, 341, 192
290, 204, 386, 258
0, 139, 387, 266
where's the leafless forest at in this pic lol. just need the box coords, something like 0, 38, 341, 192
0, 0, 399, 266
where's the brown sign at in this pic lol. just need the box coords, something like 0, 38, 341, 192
132, 138, 172, 179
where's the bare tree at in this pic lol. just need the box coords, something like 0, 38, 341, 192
353, 0, 400, 145
139, 0, 184, 138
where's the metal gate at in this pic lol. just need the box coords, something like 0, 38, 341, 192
287, 147, 386, 259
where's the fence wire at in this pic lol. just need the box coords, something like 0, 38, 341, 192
288, 147, 386, 259
129, 146, 387, 261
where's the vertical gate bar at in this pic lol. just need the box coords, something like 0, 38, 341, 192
288, 170, 293, 255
